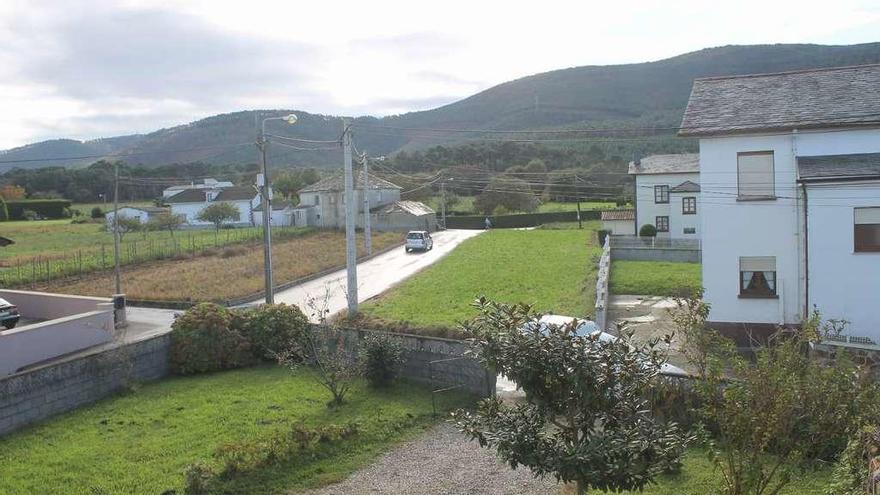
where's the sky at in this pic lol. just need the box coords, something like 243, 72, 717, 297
1, 0, 879, 150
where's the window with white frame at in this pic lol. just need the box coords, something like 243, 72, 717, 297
854, 207, 880, 252
655, 216, 669, 232
654, 185, 669, 204
737, 151, 775, 200
739, 256, 776, 297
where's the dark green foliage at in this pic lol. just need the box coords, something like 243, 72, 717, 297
90, 206, 104, 219
169, 303, 254, 375
0, 197, 7, 221
360, 333, 405, 388
5, 199, 72, 220
640, 224, 658, 237
454, 299, 689, 494
597, 229, 611, 246
827, 425, 880, 495
239, 304, 309, 361
196, 202, 241, 231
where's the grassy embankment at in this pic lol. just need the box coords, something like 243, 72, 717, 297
609, 260, 702, 297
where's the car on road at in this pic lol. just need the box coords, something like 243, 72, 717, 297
0, 298, 20, 330
405, 231, 434, 253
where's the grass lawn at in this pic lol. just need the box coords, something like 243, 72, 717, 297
610, 260, 702, 297
426, 196, 619, 215
361, 228, 599, 330
39, 231, 402, 302
0, 366, 469, 495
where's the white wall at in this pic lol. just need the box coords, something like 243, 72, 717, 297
105, 207, 149, 226
635, 172, 699, 238
700, 128, 880, 327
253, 208, 293, 227
669, 192, 700, 238
170, 200, 253, 226
602, 219, 635, 235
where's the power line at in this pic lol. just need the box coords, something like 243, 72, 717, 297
0, 142, 254, 165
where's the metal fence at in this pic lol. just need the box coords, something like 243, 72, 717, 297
610, 235, 701, 250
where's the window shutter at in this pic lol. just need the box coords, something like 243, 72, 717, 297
738, 152, 775, 198
740, 256, 776, 272
854, 207, 880, 224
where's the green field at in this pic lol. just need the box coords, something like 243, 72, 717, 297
610, 260, 702, 297
426, 195, 619, 214
0, 366, 466, 495
361, 228, 599, 330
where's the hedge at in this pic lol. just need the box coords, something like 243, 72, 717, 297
444, 210, 600, 229
5, 199, 72, 220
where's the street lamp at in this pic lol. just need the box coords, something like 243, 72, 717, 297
257, 113, 297, 304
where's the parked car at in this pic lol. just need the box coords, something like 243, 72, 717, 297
0, 298, 20, 329
405, 231, 434, 253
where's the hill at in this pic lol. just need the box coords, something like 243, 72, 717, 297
3, 42, 880, 172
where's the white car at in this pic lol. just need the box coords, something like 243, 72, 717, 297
405, 231, 434, 253
525, 314, 687, 376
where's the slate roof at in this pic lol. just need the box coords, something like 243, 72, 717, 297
679, 64, 880, 137
165, 186, 255, 203
112, 206, 168, 213
797, 152, 880, 181
600, 209, 635, 221
670, 180, 701, 193
299, 170, 401, 193
372, 201, 435, 216
628, 154, 700, 175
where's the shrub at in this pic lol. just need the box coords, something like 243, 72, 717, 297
183, 462, 215, 495
0, 197, 7, 221
22, 209, 39, 221
91, 206, 104, 219
827, 425, 880, 495
639, 224, 657, 237
597, 229, 611, 246
5, 199, 72, 219
169, 303, 254, 374
239, 304, 309, 361
361, 333, 405, 388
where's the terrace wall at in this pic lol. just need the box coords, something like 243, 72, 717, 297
609, 236, 702, 263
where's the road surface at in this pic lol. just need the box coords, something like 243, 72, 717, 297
250, 229, 483, 319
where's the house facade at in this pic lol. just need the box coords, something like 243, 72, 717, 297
162, 178, 234, 199
629, 154, 701, 239
600, 209, 636, 235
164, 186, 259, 227
680, 64, 880, 343
105, 206, 168, 226
297, 170, 401, 228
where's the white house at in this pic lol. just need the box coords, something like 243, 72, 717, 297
629, 154, 701, 239
105, 206, 168, 227
252, 201, 296, 227
679, 63, 880, 343
165, 185, 259, 227
600, 209, 636, 235
161, 178, 234, 199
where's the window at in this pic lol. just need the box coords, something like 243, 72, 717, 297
654, 185, 669, 204
855, 207, 880, 252
739, 256, 777, 298
737, 151, 775, 200
655, 216, 669, 232
684, 227, 696, 234
314, 195, 320, 204
682, 197, 697, 215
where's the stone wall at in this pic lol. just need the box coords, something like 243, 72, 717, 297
320, 325, 496, 398
0, 334, 170, 437
611, 247, 702, 263
594, 235, 611, 331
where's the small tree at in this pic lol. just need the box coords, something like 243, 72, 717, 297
361, 333, 405, 388
639, 224, 657, 237
474, 176, 538, 215
108, 215, 141, 242
454, 299, 689, 495
91, 206, 104, 219
149, 212, 186, 241
197, 202, 240, 234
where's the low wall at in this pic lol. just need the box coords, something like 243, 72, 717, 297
611, 247, 702, 263
0, 333, 170, 437
321, 325, 496, 397
445, 210, 600, 229
594, 235, 611, 331
0, 289, 111, 320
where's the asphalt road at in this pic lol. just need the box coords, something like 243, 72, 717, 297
253, 229, 484, 320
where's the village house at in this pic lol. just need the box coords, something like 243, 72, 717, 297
629, 154, 701, 239
164, 185, 260, 227
161, 178, 234, 199
600, 209, 635, 235
680, 63, 880, 343
104, 205, 169, 226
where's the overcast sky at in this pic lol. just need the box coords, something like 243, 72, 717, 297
1, 0, 879, 150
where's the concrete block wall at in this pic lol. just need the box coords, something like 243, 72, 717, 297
0, 334, 170, 437
610, 247, 702, 263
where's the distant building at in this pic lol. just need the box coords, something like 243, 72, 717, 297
161, 178, 234, 199
252, 200, 296, 227
165, 186, 260, 227
629, 154, 701, 239
600, 209, 635, 235
105, 206, 169, 226
368, 200, 437, 232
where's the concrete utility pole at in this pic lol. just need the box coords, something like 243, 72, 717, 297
343, 119, 359, 315
113, 161, 121, 294
361, 152, 372, 255
440, 179, 447, 230
257, 128, 274, 304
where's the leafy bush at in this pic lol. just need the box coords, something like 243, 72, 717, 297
239, 304, 309, 361
827, 425, 880, 495
361, 333, 405, 388
91, 206, 104, 219
169, 303, 254, 375
639, 223, 657, 237
22, 209, 39, 221
5, 199, 72, 219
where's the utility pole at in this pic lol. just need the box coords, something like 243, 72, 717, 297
257, 125, 274, 304
113, 161, 121, 294
342, 119, 358, 315
361, 152, 372, 255
440, 180, 447, 230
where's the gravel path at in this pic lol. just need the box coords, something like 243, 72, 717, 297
294, 422, 559, 495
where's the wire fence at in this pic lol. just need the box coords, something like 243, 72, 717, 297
0, 226, 309, 288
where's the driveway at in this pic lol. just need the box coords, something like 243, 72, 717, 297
251, 229, 484, 319
607, 294, 690, 372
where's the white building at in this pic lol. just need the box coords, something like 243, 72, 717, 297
680, 64, 880, 343
629, 154, 701, 239
164, 186, 259, 227
105, 206, 168, 226
252, 201, 296, 227
600, 209, 636, 235
162, 178, 234, 199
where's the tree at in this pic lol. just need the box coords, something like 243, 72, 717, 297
149, 212, 186, 240
0, 184, 25, 200
0, 197, 7, 222
108, 214, 142, 242
273, 168, 320, 201
473, 176, 538, 215
196, 202, 240, 233
453, 299, 689, 495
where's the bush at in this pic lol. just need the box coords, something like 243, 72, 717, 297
169, 303, 254, 374
5, 199, 72, 219
827, 425, 880, 495
91, 206, 104, 219
0, 197, 7, 221
597, 229, 611, 246
239, 304, 309, 361
361, 333, 405, 388
639, 224, 657, 237
22, 209, 39, 221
